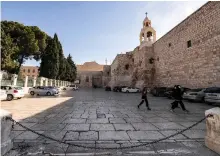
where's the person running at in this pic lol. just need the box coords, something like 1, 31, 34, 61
170, 85, 189, 113
138, 87, 151, 110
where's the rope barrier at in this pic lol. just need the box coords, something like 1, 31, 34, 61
6, 115, 209, 150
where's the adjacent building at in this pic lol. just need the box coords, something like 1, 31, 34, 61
20, 66, 39, 80
76, 61, 111, 88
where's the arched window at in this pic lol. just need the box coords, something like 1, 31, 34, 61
147, 31, 152, 37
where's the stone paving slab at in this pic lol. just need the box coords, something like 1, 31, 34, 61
63, 118, 86, 123
183, 130, 206, 139
15, 131, 44, 140
90, 124, 115, 131
124, 118, 145, 123
64, 124, 90, 131
2, 89, 218, 155
114, 124, 134, 131
152, 122, 185, 130
79, 131, 98, 140
127, 131, 164, 140
159, 130, 187, 140
63, 131, 79, 140
131, 123, 158, 130
13, 123, 36, 131
109, 118, 126, 123
86, 118, 109, 124
99, 131, 130, 140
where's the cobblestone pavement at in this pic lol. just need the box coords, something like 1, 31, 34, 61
2, 89, 219, 155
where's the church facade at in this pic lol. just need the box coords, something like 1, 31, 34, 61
109, 1, 220, 89
77, 2, 220, 89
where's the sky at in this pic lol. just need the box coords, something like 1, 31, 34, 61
1, 1, 207, 66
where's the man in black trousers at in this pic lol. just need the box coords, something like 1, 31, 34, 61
138, 87, 151, 110
170, 85, 189, 113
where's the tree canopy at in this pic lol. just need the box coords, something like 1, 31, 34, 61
1, 21, 77, 82
1, 21, 47, 74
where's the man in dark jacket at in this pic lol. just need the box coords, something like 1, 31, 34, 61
138, 87, 151, 110
170, 85, 189, 112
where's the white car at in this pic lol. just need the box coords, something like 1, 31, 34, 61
122, 87, 140, 93
0, 89, 7, 101
204, 88, 220, 104
29, 86, 59, 96
1, 85, 25, 101
63, 85, 79, 91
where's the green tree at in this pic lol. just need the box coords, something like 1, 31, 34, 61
53, 34, 66, 80
1, 21, 47, 74
39, 34, 59, 79
1, 27, 19, 73
66, 54, 77, 82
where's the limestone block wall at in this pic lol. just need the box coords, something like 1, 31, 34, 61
153, 2, 220, 88
78, 71, 103, 88
110, 53, 134, 87
132, 46, 155, 88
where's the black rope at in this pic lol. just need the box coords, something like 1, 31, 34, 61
6, 116, 208, 150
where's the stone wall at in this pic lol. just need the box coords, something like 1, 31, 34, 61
153, 2, 220, 88
133, 46, 155, 88
78, 71, 103, 88
109, 53, 134, 87
76, 62, 106, 88
102, 65, 111, 87
77, 61, 104, 72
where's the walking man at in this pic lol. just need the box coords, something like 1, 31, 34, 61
138, 87, 151, 110
170, 85, 189, 113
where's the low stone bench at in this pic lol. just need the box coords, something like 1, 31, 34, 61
205, 107, 220, 155
1, 109, 13, 156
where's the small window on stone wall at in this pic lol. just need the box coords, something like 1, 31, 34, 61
157, 57, 159, 61
86, 76, 89, 82
132, 58, 134, 62
168, 43, 171, 47
125, 64, 129, 70
187, 40, 192, 48
107, 72, 110, 76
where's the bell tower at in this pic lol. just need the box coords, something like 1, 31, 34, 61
139, 12, 156, 49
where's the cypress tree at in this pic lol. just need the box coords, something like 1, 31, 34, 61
66, 54, 77, 82
39, 35, 59, 79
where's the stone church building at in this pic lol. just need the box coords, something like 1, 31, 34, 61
77, 2, 220, 89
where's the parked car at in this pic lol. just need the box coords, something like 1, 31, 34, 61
105, 86, 111, 91
204, 87, 220, 104
0, 89, 7, 101
164, 87, 174, 99
151, 87, 167, 97
113, 86, 127, 92
182, 88, 205, 102
188, 87, 220, 102
164, 87, 191, 99
122, 87, 140, 93
1, 85, 25, 101
29, 86, 59, 96
63, 85, 79, 91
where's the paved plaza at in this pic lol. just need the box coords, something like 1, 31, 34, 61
1, 89, 219, 155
